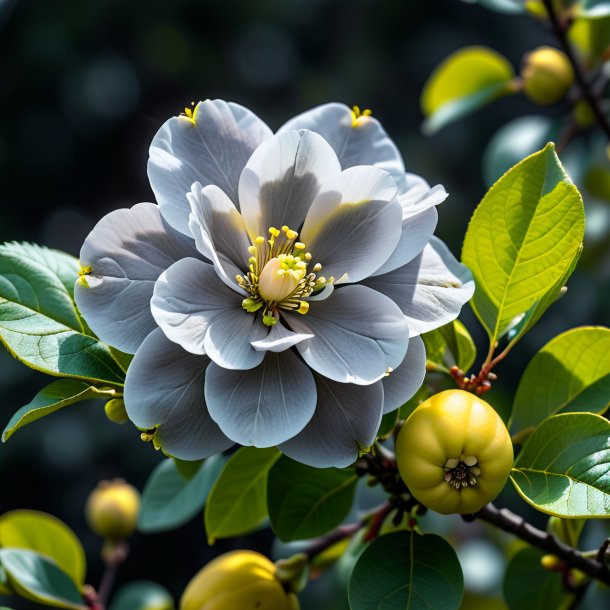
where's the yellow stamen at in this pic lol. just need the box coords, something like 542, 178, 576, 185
297, 301, 309, 315
351, 105, 373, 127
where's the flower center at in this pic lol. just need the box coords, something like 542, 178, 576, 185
444, 455, 481, 489
236, 225, 331, 326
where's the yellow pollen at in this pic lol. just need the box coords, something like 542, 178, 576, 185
297, 301, 309, 315
312, 263, 322, 272
255, 236, 265, 245
182, 101, 197, 124
247, 245, 257, 255
351, 105, 373, 127
294, 242, 305, 250
78, 264, 92, 276
269, 227, 280, 238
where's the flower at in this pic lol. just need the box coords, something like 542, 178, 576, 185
75, 99, 474, 468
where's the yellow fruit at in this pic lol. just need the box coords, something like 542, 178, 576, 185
180, 550, 300, 610
396, 389, 513, 515
85, 479, 140, 540
521, 46, 574, 105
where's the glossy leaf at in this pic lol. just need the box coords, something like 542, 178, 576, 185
204, 447, 280, 543
460, 0, 526, 14
267, 457, 358, 542
0, 549, 85, 610
503, 548, 570, 610
2, 379, 109, 442
0, 510, 86, 588
348, 531, 464, 610
511, 413, 610, 517
462, 144, 584, 347
421, 46, 515, 134
0, 242, 124, 385
108, 581, 174, 610
570, 15, 610, 58
511, 327, 610, 437
423, 320, 477, 373
138, 456, 224, 533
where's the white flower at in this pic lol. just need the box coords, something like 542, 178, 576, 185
75, 100, 474, 468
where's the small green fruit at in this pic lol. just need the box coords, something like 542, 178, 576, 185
85, 479, 140, 540
521, 46, 574, 105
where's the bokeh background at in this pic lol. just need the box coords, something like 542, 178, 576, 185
1, 0, 608, 608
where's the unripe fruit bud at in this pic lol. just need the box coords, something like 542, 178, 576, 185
180, 550, 300, 610
396, 390, 513, 515
521, 46, 574, 105
85, 479, 140, 540
104, 398, 129, 424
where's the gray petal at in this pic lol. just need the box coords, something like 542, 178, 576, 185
300, 166, 402, 283
151, 257, 266, 369
148, 99, 272, 235
124, 328, 233, 460
363, 237, 475, 337
188, 182, 250, 291
279, 375, 383, 468
398, 173, 448, 216
287, 285, 409, 385
75, 202, 198, 354
382, 335, 426, 414
278, 103, 406, 190
204, 350, 316, 447
238, 129, 341, 240
251, 320, 313, 352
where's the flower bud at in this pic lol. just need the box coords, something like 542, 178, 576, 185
180, 550, 300, 610
85, 479, 140, 540
104, 398, 129, 424
521, 46, 574, 105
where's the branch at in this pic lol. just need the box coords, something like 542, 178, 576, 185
541, 0, 610, 140
475, 504, 610, 586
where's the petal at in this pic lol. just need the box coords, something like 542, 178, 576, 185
204, 350, 317, 447
398, 173, 448, 216
370, 206, 438, 277
75, 202, 198, 354
148, 99, 272, 235
151, 257, 266, 369
382, 335, 426, 414
279, 375, 383, 468
300, 166, 402, 283
363, 237, 475, 337
238, 129, 341, 240
251, 320, 313, 352
188, 182, 250, 290
124, 329, 233, 460
286, 285, 409, 385
278, 103, 406, 190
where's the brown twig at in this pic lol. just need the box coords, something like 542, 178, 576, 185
541, 0, 610, 140
475, 504, 610, 586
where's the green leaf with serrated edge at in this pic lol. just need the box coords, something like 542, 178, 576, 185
505, 245, 582, 355
138, 455, 224, 534
0, 242, 124, 385
204, 447, 280, 543
348, 531, 464, 610
108, 581, 174, 610
421, 46, 516, 134
267, 457, 358, 542
462, 144, 584, 348
0, 549, 85, 609
2, 379, 113, 442
0, 510, 86, 588
510, 327, 610, 438
503, 548, 571, 610
511, 413, 610, 517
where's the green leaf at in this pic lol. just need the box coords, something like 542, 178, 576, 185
267, 457, 358, 542
460, 0, 526, 14
547, 516, 586, 548
511, 327, 610, 437
423, 320, 477, 373
503, 547, 570, 610
462, 144, 585, 347
377, 409, 399, 438
138, 456, 224, 534
421, 46, 516, 134
0, 549, 85, 610
108, 581, 174, 610
2, 379, 111, 442
348, 532, 464, 610
579, 0, 610, 18
0, 510, 86, 587
204, 447, 280, 543
570, 15, 610, 57
511, 413, 610, 517
0, 242, 124, 386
